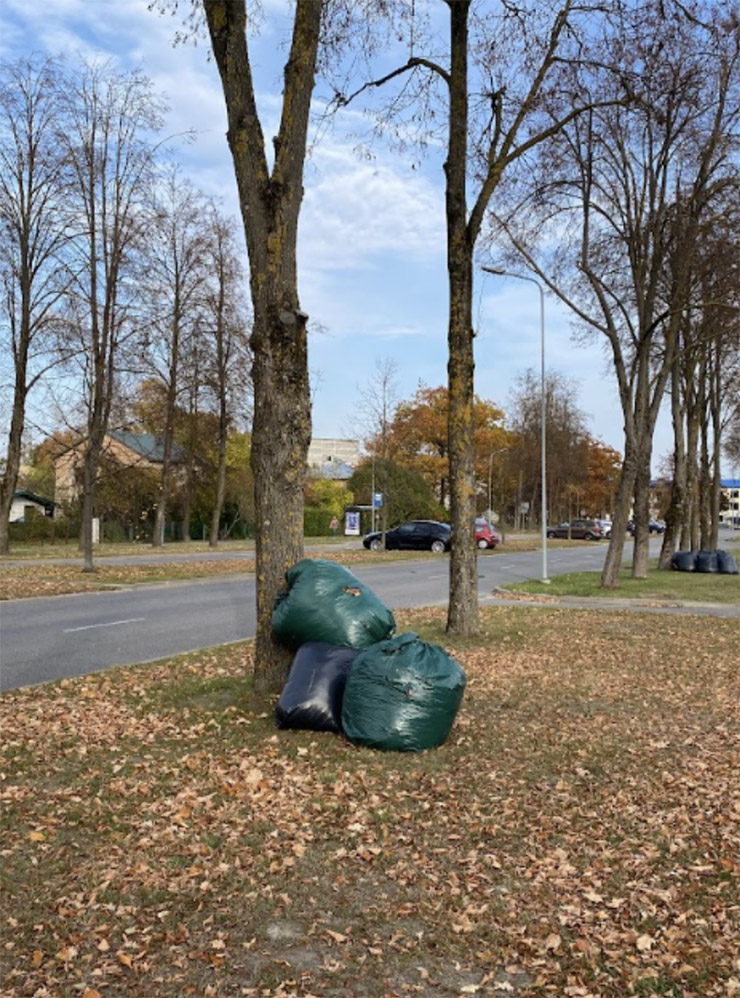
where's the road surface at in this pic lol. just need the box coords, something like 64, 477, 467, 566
2, 537, 724, 693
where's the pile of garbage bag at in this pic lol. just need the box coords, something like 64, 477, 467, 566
671, 549, 739, 574
272, 559, 466, 752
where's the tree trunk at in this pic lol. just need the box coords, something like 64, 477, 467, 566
684, 393, 701, 551
600, 446, 638, 588
631, 449, 652, 579
153, 316, 180, 548
699, 413, 712, 550
181, 488, 192, 543
205, 0, 322, 691
209, 420, 227, 548
0, 382, 27, 556
447, 255, 477, 635
445, 0, 477, 637
81, 430, 104, 572
709, 345, 722, 552
250, 293, 311, 691
659, 359, 685, 568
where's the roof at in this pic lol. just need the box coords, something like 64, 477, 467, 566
108, 430, 187, 464
13, 488, 55, 510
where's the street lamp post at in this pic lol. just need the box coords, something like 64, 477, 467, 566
482, 267, 549, 584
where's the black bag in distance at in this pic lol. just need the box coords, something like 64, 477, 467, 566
695, 550, 719, 574
716, 550, 739, 575
276, 642, 358, 733
671, 551, 696, 572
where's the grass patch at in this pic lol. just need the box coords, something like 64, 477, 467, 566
505, 555, 740, 603
1, 605, 738, 997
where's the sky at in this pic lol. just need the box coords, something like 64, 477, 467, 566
0, 0, 679, 472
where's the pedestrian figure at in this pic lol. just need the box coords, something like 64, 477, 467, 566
330, 516, 339, 537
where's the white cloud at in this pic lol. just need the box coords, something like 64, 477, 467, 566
300, 144, 444, 272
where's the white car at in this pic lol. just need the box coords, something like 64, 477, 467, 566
596, 519, 612, 538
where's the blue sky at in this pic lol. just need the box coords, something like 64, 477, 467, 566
1, 0, 677, 469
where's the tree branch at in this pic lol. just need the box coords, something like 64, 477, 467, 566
334, 56, 450, 108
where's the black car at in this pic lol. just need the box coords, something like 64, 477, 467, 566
546, 518, 604, 540
363, 519, 452, 553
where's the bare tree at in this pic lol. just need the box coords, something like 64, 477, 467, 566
495, 0, 740, 585
58, 61, 164, 570
337, 0, 605, 634
355, 356, 399, 538
509, 370, 590, 526
200, 205, 252, 549
142, 168, 209, 547
0, 57, 69, 554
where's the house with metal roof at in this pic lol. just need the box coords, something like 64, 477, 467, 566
9, 488, 56, 522
53, 430, 187, 507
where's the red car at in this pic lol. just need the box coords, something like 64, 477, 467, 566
475, 518, 502, 549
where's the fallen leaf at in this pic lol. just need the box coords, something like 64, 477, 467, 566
544, 933, 562, 952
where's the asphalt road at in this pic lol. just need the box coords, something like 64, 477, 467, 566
0, 536, 718, 693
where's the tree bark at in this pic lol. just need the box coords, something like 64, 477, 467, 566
659, 353, 686, 569
632, 447, 653, 579
445, 0, 478, 637
152, 310, 180, 549
205, 0, 322, 691
209, 418, 228, 548
0, 367, 27, 556
600, 444, 637, 588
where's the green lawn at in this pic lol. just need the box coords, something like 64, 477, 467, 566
506, 553, 740, 604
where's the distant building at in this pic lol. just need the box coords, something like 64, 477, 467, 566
9, 488, 56, 522
720, 479, 740, 527
53, 430, 186, 506
307, 438, 360, 483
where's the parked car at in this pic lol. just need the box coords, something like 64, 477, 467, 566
475, 517, 502, 549
546, 518, 604, 540
596, 519, 612, 538
363, 519, 452, 553
627, 517, 666, 536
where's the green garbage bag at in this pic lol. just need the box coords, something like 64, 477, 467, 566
272, 558, 395, 650
341, 632, 467, 752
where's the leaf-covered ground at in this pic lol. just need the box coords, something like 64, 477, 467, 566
1, 607, 738, 998
0, 553, 375, 601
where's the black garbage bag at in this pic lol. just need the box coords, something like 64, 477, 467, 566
341, 632, 467, 753
716, 549, 739, 575
276, 642, 358, 733
272, 558, 395, 650
671, 551, 697, 572
695, 550, 719, 573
